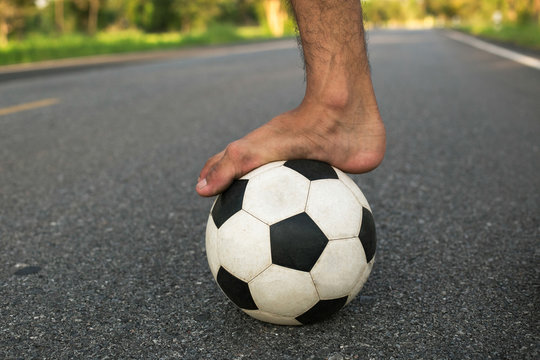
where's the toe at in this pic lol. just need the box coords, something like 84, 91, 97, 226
198, 150, 225, 182
196, 152, 239, 197
196, 140, 260, 197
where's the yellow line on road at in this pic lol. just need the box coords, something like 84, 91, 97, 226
0, 98, 60, 116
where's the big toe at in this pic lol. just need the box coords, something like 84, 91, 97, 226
196, 153, 238, 197
198, 150, 224, 182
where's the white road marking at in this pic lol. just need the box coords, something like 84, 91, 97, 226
446, 30, 540, 71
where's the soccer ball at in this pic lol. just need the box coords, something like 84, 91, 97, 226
205, 159, 376, 325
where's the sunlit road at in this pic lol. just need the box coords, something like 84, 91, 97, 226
1, 30, 539, 359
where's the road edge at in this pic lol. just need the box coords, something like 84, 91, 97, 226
445, 30, 540, 71
0, 38, 297, 83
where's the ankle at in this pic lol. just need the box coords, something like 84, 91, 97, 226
302, 88, 380, 124
305, 74, 379, 114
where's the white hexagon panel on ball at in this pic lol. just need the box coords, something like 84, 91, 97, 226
310, 237, 368, 299
242, 166, 310, 225
334, 168, 372, 211
347, 256, 375, 305
205, 216, 220, 279
217, 210, 272, 283
243, 309, 302, 326
248, 264, 319, 317
240, 161, 285, 180
305, 179, 363, 240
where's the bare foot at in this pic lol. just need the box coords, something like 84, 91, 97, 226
195, 0, 385, 197
196, 96, 386, 197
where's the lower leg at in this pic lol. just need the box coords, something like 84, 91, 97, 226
292, 0, 378, 111
196, 0, 385, 197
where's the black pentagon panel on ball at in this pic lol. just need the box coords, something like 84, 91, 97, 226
359, 207, 376, 263
269, 212, 328, 272
283, 159, 338, 181
211, 179, 248, 229
295, 296, 348, 325
216, 267, 258, 310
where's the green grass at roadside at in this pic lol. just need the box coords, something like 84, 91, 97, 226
457, 22, 540, 50
0, 24, 286, 66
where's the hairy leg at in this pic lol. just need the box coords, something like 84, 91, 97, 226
196, 0, 385, 197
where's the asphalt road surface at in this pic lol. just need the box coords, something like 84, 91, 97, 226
1, 30, 539, 359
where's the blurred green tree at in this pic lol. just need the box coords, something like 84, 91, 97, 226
363, 0, 406, 26
216, 0, 258, 25
73, 0, 101, 34
123, 0, 177, 32
55, 0, 64, 33
1, 0, 538, 48
172, 0, 222, 32
0, 0, 34, 45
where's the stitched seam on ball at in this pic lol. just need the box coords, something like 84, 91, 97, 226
247, 263, 273, 285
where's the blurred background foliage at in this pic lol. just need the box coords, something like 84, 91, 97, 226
0, 0, 539, 65
363, 0, 539, 27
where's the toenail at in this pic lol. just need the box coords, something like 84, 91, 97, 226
197, 178, 207, 189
